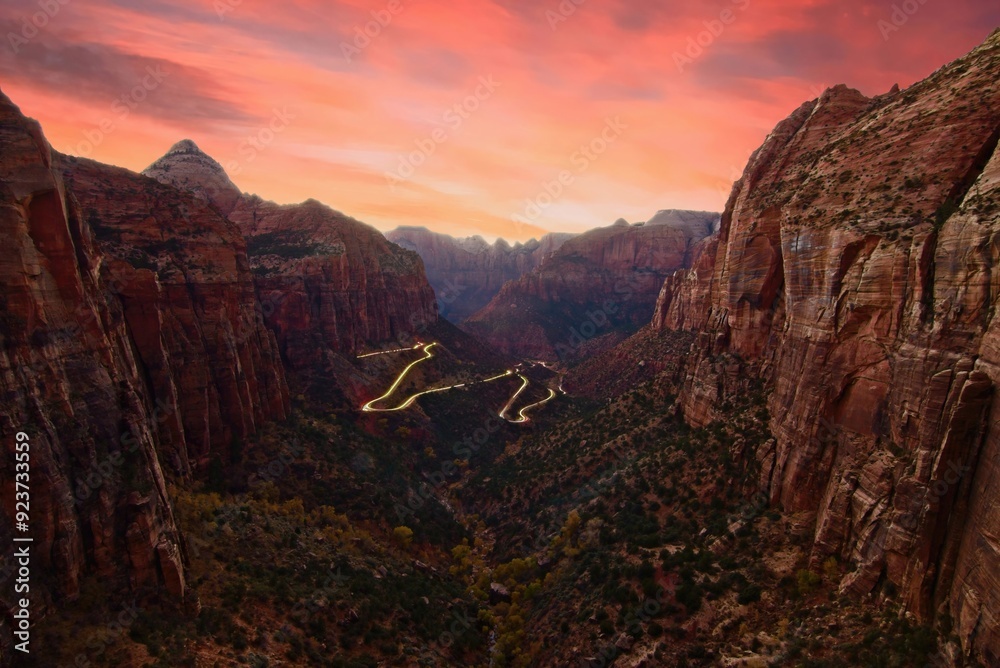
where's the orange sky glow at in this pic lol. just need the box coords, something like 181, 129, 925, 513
1, 0, 998, 240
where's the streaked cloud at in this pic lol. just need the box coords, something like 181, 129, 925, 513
0, 0, 996, 240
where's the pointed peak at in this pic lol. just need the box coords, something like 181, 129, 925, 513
143, 139, 243, 215
166, 139, 205, 156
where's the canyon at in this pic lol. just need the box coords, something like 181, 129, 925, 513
0, 93, 436, 640
464, 209, 719, 360
1, 27, 1000, 668
654, 27, 1000, 665
385, 226, 574, 323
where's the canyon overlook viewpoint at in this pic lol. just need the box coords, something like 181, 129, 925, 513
1, 8, 999, 668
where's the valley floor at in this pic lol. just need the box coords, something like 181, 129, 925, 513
26, 330, 963, 668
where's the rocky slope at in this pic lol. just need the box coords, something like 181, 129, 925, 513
145, 142, 438, 375
385, 226, 574, 322
464, 210, 718, 360
0, 101, 439, 645
0, 91, 291, 630
655, 29, 1000, 665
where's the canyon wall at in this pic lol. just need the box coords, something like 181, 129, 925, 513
655, 29, 1000, 664
466, 211, 718, 360
0, 91, 292, 622
0, 98, 439, 627
145, 141, 439, 371
385, 226, 574, 322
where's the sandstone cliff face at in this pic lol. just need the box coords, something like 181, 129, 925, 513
465, 211, 718, 360
59, 154, 291, 474
0, 93, 292, 621
385, 226, 574, 322
145, 144, 438, 372
655, 30, 1000, 664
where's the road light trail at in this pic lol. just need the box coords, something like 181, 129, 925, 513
362, 341, 515, 412
498, 374, 530, 421
362, 343, 438, 411
511, 388, 557, 423
370, 370, 515, 412
361, 345, 559, 421
357, 342, 424, 358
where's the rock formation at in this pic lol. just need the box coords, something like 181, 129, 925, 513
0, 91, 291, 618
385, 226, 574, 322
0, 98, 438, 626
145, 143, 438, 372
655, 29, 1000, 665
465, 211, 718, 360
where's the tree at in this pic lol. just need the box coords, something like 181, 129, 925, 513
393, 525, 414, 548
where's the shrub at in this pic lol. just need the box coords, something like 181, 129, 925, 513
738, 584, 762, 605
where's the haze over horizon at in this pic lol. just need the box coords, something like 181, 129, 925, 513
1, 0, 997, 241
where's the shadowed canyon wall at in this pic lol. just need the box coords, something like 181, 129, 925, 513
655, 29, 1000, 664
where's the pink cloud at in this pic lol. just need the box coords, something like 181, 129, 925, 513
3, 0, 997, 239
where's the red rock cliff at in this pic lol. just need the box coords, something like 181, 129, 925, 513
0, 92, 289, 623
466, 210, 718, 360
655, 30, 1000, 664
385, 226, 575, 322
145, 143, 439, 373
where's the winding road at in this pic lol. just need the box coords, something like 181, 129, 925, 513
359, 342, 560, 422
505, 387, 557, 424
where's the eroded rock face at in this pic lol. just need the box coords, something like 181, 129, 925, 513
655, 30, 1000, 664
464, 211, 718, 360
385, 226, 575, 322
0, 92, 293, 616
60, 154, 291, 475
144, 146, 439, 374
231, 198, 438, 367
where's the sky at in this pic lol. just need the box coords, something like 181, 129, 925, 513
0, 0, 997, 241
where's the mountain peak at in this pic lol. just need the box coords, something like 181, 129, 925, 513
165, 138, 205, 155
143, 139, 243, 215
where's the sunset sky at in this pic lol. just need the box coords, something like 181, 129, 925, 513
0, 0, 997, 240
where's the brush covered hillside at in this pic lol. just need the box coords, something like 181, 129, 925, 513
385, 226, 575, 323
463, 210, 719, 361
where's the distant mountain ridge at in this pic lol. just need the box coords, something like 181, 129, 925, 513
385, 225, 575, 322
463, 210, 720, 360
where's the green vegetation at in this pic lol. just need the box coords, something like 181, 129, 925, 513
247, 231, 325, 259
26, 329, 948, 667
